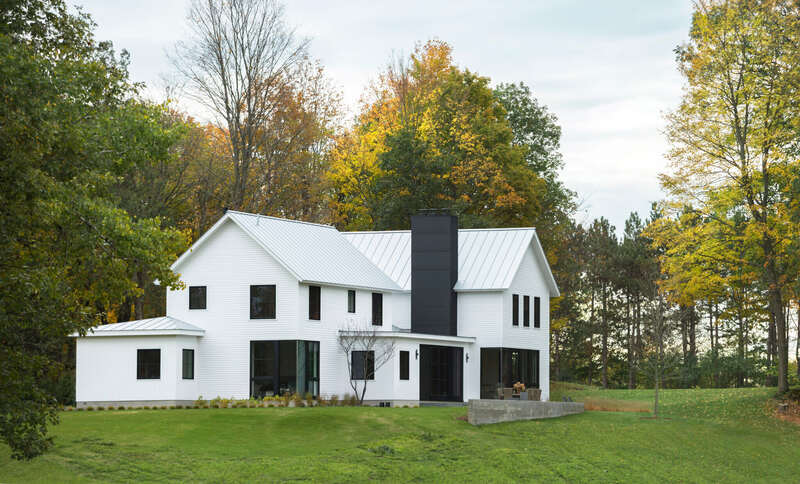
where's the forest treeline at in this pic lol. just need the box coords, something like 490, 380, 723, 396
1, 0, 800, 459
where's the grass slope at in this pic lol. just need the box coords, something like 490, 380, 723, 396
1, 387, 798, 483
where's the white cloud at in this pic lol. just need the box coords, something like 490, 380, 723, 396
73, 0, 693, 234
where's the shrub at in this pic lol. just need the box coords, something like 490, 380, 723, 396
195, 395, 206, 407
117, 406, 126, 411
160, 406, 167, 410
305, 392, 314, 407
349, 394, 360, 406
86, 406, 94, 411
142, 406, 151, 410
268, 403, 274, 408
96, 406, 105, 411
329, 394, 339, 407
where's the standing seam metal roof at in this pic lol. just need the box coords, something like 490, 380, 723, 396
342, 228, 559, 294
174, 211, 401, 292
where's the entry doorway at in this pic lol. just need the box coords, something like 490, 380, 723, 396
419, 344, 463, 401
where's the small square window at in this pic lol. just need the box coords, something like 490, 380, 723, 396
351, 350, 375, 380
189, 286, 206, 310
137, 349, 160, 380
250, 285, 276, 319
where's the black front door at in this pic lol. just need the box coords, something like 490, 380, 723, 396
419, 345, 463, 401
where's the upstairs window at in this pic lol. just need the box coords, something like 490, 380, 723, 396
250, 285, 276, 319
372, 293, 383, 326
182, 349, 194, 380
399, 350, 410, 380
351, 350, 375, 380
189, 286, 206, 309
137, 349, 160, 380
347, 290, 356, 313
309, 285, 321, 320
523, 295, 530, 327
534, 297, 541, 328
512, 294, 519, 326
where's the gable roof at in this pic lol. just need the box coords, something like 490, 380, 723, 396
342, 228, 560, 296
75, 316, 205, 337
172, 211, 401, 292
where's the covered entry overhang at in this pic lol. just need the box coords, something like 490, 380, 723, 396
340, 330, 476, 403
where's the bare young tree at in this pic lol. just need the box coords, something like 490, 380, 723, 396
172, 0, 309, 210
638, 290, 679, 418
338, 322, 396, 405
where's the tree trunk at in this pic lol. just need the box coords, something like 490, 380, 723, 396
601, 282, 608, 389
627, 293, 635, 389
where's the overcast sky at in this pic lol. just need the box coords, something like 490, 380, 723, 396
74, 0, 693, 233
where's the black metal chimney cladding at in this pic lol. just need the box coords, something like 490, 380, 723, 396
411, 211, 458, 336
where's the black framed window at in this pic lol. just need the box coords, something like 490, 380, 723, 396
250, 285, 276, 319
512, 294, 519, 326
308, 285, 321, 320
371, 293, 383, 326
534, 296, 541, 328
182, 349, 194, 379
523, 295, 530, 327
351, 350, 375, 380
347, 290, 356, 313
137, 349, 160, 380
189, 286, 206, 309
399, 350, 409, 380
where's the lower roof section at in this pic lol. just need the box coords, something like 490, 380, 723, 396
74, 316, 205, 338
338, 330, 476, 344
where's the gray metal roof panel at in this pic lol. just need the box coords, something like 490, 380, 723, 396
227, 212, 401, 292
342, 228, 558, 294
87, 316, 204, 333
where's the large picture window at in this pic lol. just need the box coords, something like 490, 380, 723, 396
189, 286, 206, 309
308, 285, 321, 320
351, 350, 375, 380
250, 340, 319, 398
534, 296, 541, 328
371, 293, 383, 326
399, 350, 409, 380
182, 349, 194, 380
479, 347, 540, 399
250, 285, 276, 319
137, 349, 160, 380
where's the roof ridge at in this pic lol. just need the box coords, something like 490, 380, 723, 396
343, 227, 536, 234
227, 210, 335, 229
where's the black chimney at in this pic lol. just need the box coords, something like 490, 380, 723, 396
411, 211, 458, 336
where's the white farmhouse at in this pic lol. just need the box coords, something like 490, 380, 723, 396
74, 211, 559, 407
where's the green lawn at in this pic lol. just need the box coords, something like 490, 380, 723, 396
1, 387, 798, 483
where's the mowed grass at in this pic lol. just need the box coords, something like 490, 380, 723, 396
1, 387, 798, 483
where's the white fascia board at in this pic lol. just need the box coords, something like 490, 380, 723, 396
73, 330, 205, 338
338, 330, 476, 344
301, 280, 404, 294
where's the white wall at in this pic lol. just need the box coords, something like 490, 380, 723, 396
501, 246, 552, 401
76, 335, 197, 403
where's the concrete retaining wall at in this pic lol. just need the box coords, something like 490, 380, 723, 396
467, 399, 584, 425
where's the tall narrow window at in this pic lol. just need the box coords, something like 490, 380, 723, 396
512, 294, 519, 326
182, 349, 194, 380
189, 286, 206, 309
250, 285, 276, 319
308, 285, 321, 320
372, 293, 383, 326
534, 296, 541, 328
351, 350, 375, 380
399, 350, 409, 380
347, 290, 356, 313
137, 349, 160, 380
523, 295, 530, 327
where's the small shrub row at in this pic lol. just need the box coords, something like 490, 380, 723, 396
65, 393, 421, 411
